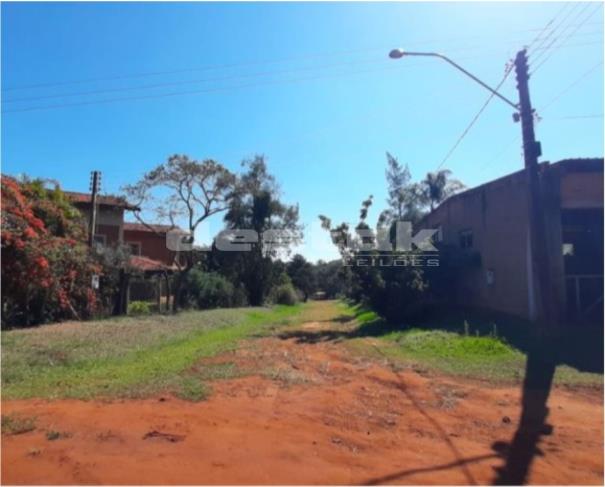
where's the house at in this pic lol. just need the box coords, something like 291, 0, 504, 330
64, 191, 138, 246
66, 190, 187, 311
65, 192, 181, 271
418, 158, 603, 325
123, 222, 181, 268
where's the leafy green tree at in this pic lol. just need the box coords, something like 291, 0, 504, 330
314, 259, 351, 298
286, 254, 316, 301
123, 155, 237, 312
215, 156, 302, 305
320, 195, 426, 323
379, 152, 425, 227
421, 169, 465, 211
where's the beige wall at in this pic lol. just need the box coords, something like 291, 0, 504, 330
561, 172, 604, 209
76, 204, 125, 244
423, 170, 533, 318
422, 159, 604, 322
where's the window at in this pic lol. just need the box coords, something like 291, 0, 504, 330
459, 229, 473, 249
93, 234, 106, 246
562, 243, 574, 256
486, 269, 495, 286
128, 242, 141, 256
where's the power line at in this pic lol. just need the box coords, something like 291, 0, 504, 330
531, 2, 603, 74
476, 136, 521, 175
3, 21, 601, 94
1, 63, 425, 114
529, 2, 584, 64
0, 45, 392, 93
540, 60, 604, 112
2, 58, 388, 104
527, 2, 573, 52
435, 63, 514, 171
0, 47, 540, 114
478, 59, 603, 174
553, 114, 603, 120
4, 30, 600, 107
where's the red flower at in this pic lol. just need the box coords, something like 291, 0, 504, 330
23, 227, 37, 239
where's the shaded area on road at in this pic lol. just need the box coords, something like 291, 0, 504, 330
279, 303, 602, 485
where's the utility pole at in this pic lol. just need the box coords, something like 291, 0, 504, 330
88, 171, 101, 248
514, 49, 553, 330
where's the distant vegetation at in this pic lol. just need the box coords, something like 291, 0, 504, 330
319, 152, 466, 323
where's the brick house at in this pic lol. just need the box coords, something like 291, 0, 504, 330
418, 158, 603, 325
65, 192, 181, 271
123, 222, 181, 268
64, 191, 137, 247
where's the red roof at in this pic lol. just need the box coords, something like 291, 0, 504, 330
123, 222, 183, 233
65, 191, 139, 210
129, 255, 176, 272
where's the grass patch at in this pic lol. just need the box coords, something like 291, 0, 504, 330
46, 430, 71, 441
2, 304, 303, 400
339, 304, 602, 387
173, 376, 210, 402
1, 414, 36, 435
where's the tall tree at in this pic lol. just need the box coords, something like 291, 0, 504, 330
217, 156, 302, 305
287, 254, 316, 301
123, 154, 236, 311
379, 152, 425, 227
421, 169, 465, 211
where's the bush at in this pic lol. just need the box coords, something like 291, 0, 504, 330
184, 270, 235, 309
270, 283, 299, 306
128, 301, 152, 316
1, 177, 102, 327
231, 285, 249, 307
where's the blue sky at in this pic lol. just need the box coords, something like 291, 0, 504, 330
2, 1, 603, 261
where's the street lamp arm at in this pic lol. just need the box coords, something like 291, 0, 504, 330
391, 50, 519, 110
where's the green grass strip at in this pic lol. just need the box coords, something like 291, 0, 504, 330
2, 305, 301, 400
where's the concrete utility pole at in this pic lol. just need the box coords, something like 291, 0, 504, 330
88, 170, 101, 247
514, 49, 552, 329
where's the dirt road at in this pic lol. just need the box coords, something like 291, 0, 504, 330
2, 310, 603, 485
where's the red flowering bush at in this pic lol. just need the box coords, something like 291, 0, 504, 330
1, 177, 102, 327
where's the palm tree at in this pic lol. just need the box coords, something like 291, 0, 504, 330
422, 169, 465, 211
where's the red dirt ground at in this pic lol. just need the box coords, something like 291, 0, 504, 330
2, 321, 603, 485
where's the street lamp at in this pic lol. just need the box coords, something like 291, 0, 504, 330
389, 46, 552, 328
388, 48, 519, 110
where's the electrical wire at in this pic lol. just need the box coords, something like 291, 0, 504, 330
3, 20, 601, 94
531, 2, 603, 74
1, 46, 540, 114
534, 3, 579, 61
540, 60, 604, 112
477, 59, 603, 174
553, 114, 603, 120
527, 2, 573, 52
435, 63, 514, 171
3, 58, 388, 104
1, 62, 420, 114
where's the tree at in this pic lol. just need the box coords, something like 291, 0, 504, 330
287, 254, 316, 301
123, 155, 237, 312
421, 169, 465, 211
320, 194, 426, 323
1, 177, 101, 327
379, 152, 425, 227
314, 259, 352, 298
215, 156, 302, 305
